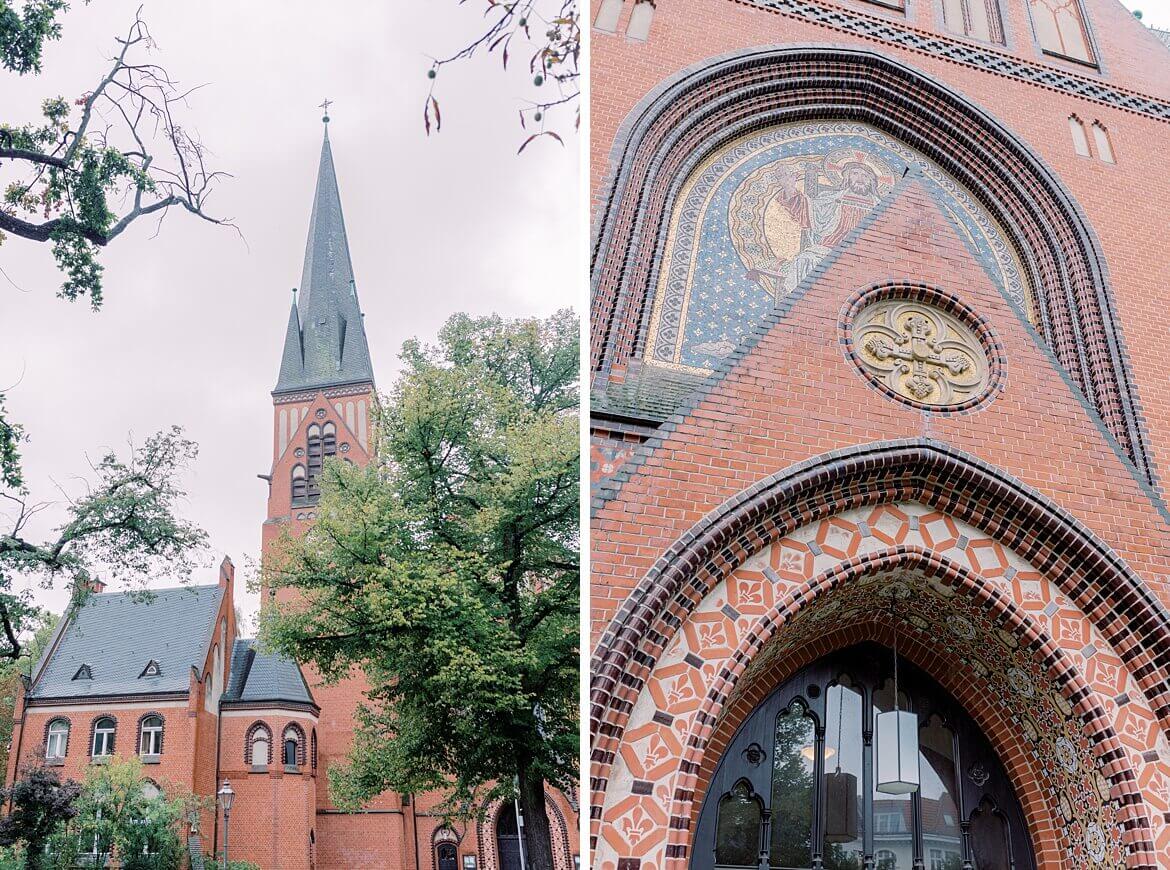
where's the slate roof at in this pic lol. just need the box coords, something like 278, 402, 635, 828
29, 585, 224, 700
223, 638, 315, 708
274, 126, 375, 395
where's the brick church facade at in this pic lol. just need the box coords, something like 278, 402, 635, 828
590, 2, 1170, 870
6, 126, 579, 870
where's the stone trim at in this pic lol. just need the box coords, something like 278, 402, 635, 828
590, 45, 1155, 488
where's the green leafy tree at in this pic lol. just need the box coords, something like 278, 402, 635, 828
1, 3, 232, 304
50, 756, 186, 870
262, 310, 579, 870
0, 426, 208, 662
0, 765, 82, 870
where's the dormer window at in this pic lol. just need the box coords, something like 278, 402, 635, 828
140, 659, 162, 678
73, 664, 92, 681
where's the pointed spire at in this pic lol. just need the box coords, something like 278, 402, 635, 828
274, 121, 375, 395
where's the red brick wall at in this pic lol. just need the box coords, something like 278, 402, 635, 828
590, 2, 1170, 867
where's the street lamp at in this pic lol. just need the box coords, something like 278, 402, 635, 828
217, 779, 235, 870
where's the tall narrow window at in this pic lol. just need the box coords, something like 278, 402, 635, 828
1091, 122, 1115, 163
322, 422, 337, 457
46, 719, 69, 761
823, 680, 864, 869
91, 718, 115, 757
1029, 0, 1095, 63
770, 703, 816, 868
292, 464, 307, 503
715, 780, 763, 867
307, 424, 323, 498
626, 0, 655, 40
919, 715, 961, 867
139, 715, 164, 757
594, 0, 624, 32
283, 725, 304, 768
248, 723, 271, 769
1069, 115, 1090, 156
872, 679, 913, 866
942, 0, 1004, 43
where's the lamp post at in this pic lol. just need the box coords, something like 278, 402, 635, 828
217, 779, 235, 870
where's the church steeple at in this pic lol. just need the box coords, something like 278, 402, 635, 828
274, 121, 375, 395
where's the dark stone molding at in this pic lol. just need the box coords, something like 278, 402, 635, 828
590, 45, 1154, 487
590, 440, 1170, 751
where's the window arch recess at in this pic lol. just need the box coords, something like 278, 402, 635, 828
690, 645, 1036, 870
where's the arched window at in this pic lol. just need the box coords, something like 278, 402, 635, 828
322, 422, 337, 457
91, 717, 116, 758
45, 719, 69, 761
694, 645, 1036, 870
291, 464, 307, 503
283, 724, 305, 769
1069, 115, 1090, 156
138, 715, 164, 757
941, 0, 1003, 43
306, 424, 323, 498
497, 803, 523, 870
1091, 122, 1115, 164
436, 842, 458, 870
311, 728, 318, 772
1028, 0, 1094, 64
594, 0, 624, 32
247, 723, 271, 769
626, 0, 655, 40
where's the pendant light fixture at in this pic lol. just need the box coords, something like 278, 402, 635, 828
875, 594, 920, 795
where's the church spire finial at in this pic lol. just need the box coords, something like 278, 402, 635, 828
319, 98, 332, 125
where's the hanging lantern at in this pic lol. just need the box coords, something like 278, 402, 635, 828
876, 600, 920, 795
875, 709, 920, 794
823, 770, 859, 842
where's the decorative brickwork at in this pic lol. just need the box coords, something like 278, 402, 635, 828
42, 717, 70, 760
134, 711, 165, 756
282, 721, 307, 767
590, 46, 1153, 484
243, 720, 271, 767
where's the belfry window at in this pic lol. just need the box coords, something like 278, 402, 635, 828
1028, 0, 1095, 64
694, 645, 1036, 870
942, 0, 1004, 43
292, 464, 307, 504
306, 424, 323, 499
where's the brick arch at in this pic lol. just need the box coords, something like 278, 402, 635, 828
280, 721, 307, 766
133, 711, 165, 755
591, 441, 1170, 750
589, 44, 1151, 482
42, 716, 71, 759
667, 549, 1154, 869
479, 793, 574, 870
244, 720, 272, 766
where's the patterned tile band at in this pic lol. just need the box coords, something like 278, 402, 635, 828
736, 0, 1170, 120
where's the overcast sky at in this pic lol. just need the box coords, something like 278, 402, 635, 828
1, 1, 580, 629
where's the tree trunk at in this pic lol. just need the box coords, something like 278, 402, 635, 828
517, 762, 556, 870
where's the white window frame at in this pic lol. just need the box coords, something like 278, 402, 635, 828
46, 720, 69, 760
91, 719, 115, 757
139, 716, 163, 757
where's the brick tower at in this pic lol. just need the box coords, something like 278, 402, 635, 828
590, 2, 1170, 869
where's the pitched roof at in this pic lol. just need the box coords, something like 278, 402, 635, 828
274, 126, 375, 395
29, 585, 224, 701
223, 638, 315, 708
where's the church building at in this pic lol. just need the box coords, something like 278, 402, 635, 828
589, 1, 1170, 869
6, 123, 579, 870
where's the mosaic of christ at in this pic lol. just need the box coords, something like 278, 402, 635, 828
643, 123, 1029, 374
729, 150, 896, 299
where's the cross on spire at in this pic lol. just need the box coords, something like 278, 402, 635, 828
319, 98, 332, 124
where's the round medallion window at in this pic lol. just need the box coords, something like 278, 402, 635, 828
844, 288, 999, 411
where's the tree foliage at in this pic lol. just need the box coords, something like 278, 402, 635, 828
1, 4, 232, 304
261, 309, 579, 870
0, 765, 81, 870
48, 757, 190, 870
0, 426, 207, 661
425, 0, 579, 151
